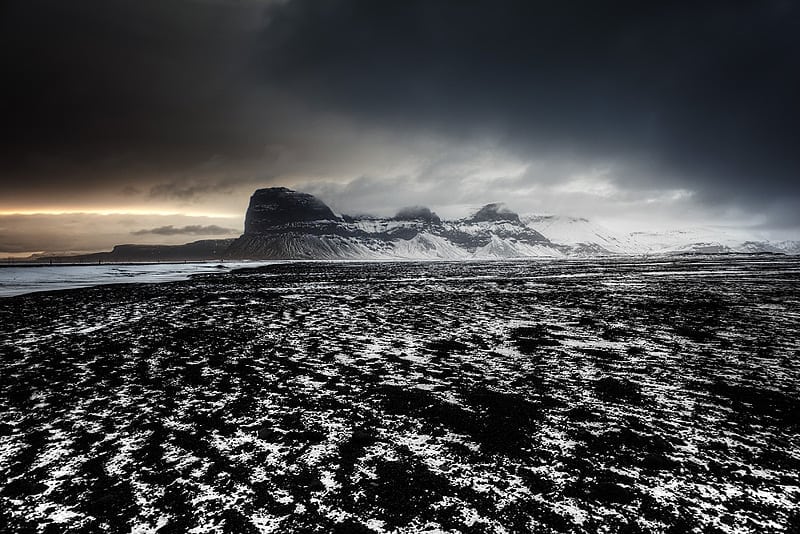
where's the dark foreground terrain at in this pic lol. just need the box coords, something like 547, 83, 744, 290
1, 258, 799, 533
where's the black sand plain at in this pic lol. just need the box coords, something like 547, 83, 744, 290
1, 257, 799, 533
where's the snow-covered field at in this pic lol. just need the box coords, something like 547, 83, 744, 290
0, 262, 277, 298
1, 257, 798, 533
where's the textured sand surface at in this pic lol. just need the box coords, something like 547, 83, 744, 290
1, 258, 798, 533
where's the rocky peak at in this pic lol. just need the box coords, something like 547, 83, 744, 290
468, 203, 520, 223
394, 206, 441, 224
244, 187, 339, 234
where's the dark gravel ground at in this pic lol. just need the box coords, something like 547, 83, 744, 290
1, 257, 799, 533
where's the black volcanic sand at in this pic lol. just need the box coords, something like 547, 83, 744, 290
1, 258, 799, 533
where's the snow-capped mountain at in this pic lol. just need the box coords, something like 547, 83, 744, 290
225, 188, 565, 259
224, 188, 799, 260
624, 227, 800, 255
523, 215, 800, 256
522, 215, 639, 255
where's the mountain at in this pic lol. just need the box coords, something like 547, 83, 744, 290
522, 215, 638, 255
624, 227, 800, 255
18, 187, 798, 262
523, 215, 800, 256
225, 188, 800, 259
225, 188, 563, 259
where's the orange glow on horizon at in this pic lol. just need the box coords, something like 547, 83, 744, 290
0, 207, 240, 218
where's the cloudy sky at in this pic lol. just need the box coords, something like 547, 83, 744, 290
1, 0, 798, 254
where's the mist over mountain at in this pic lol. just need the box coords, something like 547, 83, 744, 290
394, 206, 441, 224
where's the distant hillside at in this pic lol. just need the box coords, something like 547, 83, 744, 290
29, 239, 235, 263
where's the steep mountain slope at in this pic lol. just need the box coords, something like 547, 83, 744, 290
244, 187, 340, 231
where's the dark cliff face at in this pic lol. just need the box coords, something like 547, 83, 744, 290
244, 187, 340, 234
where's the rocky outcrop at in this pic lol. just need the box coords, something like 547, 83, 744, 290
244, 187, 339, 234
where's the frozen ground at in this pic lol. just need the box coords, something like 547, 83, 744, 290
0, 257, 798, 533
0, 262, 277, 298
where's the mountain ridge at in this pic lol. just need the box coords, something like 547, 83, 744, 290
224, 188, 799, 259
224, 188, 560, 259
14, 187, 799, 262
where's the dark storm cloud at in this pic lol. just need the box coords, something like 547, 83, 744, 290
0, 0, 269, 198
131, 224, 236, 236
256, 0, 800, 220
148, 180, 236, 201
1, 0, 799, 229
